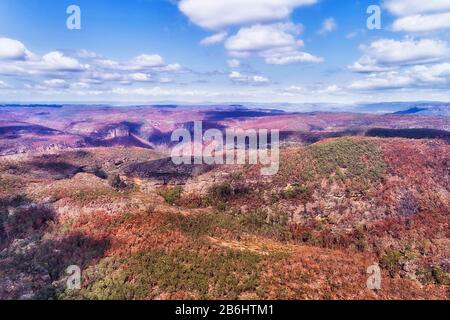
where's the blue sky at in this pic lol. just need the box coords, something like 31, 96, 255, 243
0, 0, 450, 103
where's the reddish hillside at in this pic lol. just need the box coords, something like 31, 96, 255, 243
0, 137, 448, 300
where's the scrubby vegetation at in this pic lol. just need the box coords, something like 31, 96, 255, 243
157, 186, 183, 205
272, 138, 388, 200
307, 138, 387, 184
0, 201, 55, 247
164, 210, 290, 241
61, 247, 264, 300
0, 137, 448, 300
366, 128, 450, 141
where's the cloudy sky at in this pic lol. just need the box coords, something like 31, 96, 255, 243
0, 0, 450, 103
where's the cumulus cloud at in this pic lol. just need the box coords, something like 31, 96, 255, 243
200, 32, 228, 46
226, 23, 301, 53
0, 38, 33, 60
128, 73, 152, 82
384, 0, 450, 16
349, 63, 450, 91
262, 47, 323, 64
130, 54, 165, 68
408, 62, 450, 83
225, 23, 322, 65
229, 71, 270, 85
349, 72, 414, 90
391, 12, 450, 32
0, 51, 87, 76
178, 1, 322, 66
0, 38, 185, 94
178, 0, 317, 30
348, 35, 450, 93
40, 51, 86, 71
349, 38, 449, 72
317, 18, 337, 35
384, 0, 450, 32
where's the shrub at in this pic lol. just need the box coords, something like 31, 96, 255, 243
164, 212, 222, 238
416, 265, 449, 286
62, 248, 264, 300
380, 249, 412, 277
1, 205, 55, 245
431, 266, 449, 285
93, 168, 108, 180
157, 186, 183, 205
207, 182, 232, 202
307, 138, 387, 186
238, 210, 290, 241
366, 128, 450, 140
398, 191, 419, 216
164, 209, 290, 242
107, 174, 127, 190
282, 184, 309, 199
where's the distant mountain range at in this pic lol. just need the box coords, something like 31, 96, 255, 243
267, 102, 450, 116
1, 101, 449, 117
356, 102, 450, 116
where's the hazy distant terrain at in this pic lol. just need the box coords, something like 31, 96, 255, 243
0, 104, 448, 155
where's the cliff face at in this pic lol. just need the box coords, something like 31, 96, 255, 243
92, 124, 130, 140
121, 157, 216, 186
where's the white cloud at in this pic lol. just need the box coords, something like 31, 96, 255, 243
384, 0, 450, 16
158, 77, 173, 83
349, 62, 450, 91
130, 54, 165, 68
346, 32, 358, 39
407, 62, 450, 83
110, 86, 218, 98
70, 81, 91, 90
225, 23, 322, 65
322, 84, 340, 93
349, 38, 449, 72
253, 75, 270, 83
0, 50, 87, 76
318, 18, 337, 34
0, 38, 33, 60
229, 71, 270, 85
178, 0, 318, 30
40, 51, 86, 71
349, 37, 450, 92
158, 63, 183, 72
349, 72, 414, 90
180, 1, 322, 66
262, 47, 323, 64
200, 32, 228, 46
43, 79, 69, 88
281, 84, 345, 97
226, 23, 301, 53
227, 59, 241, 68
128, 73, 152, 82
385, 0, 450, 32
0, 80, 11, 89
283, 85, 305, 94
392, 12, 450, 32
0, 37, 194, 101
89, 72, 122, 82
